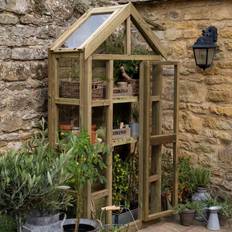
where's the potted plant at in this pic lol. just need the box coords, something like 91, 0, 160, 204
61, 131, 108, 232
0, 120, 72, 232
178, 157, 195, 203
191, 167, 211, 202
175, 201, 202, 226
205, 197, 232, 226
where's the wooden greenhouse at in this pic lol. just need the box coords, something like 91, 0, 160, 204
48, 2, 179, 229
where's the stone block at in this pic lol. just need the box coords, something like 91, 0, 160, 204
0, 13, 18, 24
209, 106, 232, 117
0, 62, 30, 81
0, 0, 30, 14
180, 81, 206, 103
207, 89, 232, 103
0, 47, 11, 60
182, 113, 203, 134
12, 47, 47, 60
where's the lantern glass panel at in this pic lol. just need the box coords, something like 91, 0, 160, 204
194, 48, 207, 65
207, 48, 215, 66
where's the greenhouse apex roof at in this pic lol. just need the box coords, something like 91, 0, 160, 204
50, 3, 167, 59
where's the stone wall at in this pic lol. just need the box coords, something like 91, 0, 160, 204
0, 0, 117, 150
1, 0, 232, 196
135, 0, 232, 197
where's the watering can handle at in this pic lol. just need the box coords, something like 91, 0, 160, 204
101, 205, 120, 211
60, 213, 67, 227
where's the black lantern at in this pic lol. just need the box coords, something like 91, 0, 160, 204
192, 26, 218, 70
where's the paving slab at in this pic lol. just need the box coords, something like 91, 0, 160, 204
139, 221, 231, 232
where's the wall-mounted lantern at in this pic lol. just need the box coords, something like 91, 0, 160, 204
192, 26, 218, 70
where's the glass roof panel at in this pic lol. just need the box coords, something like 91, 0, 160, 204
63, 13, 112, 48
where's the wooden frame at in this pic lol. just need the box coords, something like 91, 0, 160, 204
50, 3, 167, 60
142, 61, 179, 222
48, 3, 179, 231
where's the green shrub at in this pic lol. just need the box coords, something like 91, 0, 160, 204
0, 120, 72, 224
191, 167, 211, 190
0, 214, 16, 232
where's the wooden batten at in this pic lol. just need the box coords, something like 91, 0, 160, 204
125, 17, 131, 55
106, 60, 113, 224
172, 64, 179, 207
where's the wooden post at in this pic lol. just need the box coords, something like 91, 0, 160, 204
143, 61, 151, 219
48, 51, 58, 147
125, 17, 131, 55
106, 60, 113, 223
172, 64, 179, 207
139, 62, 145, 221
80, 54, 92, 217
150, 64, 162, 214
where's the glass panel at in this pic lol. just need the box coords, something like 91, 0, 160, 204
148, 144, 174, 214
58, 105, 80, 136
161, 143, 174, 211
95, 23, 125, 54
194, 48, 207, 65
58, 56, 80, 99
207, 48, 215, 66
63, 13, 112, 48
131, 22, 155, 55
92, 60, 107, 100
113, 60, 140, 99
113, 145, 139, 222
151, 65, 174, 135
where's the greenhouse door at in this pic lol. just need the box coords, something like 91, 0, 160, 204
140, 61, 179, 222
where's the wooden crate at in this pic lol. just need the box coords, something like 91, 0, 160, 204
113, 85, 132, 97
60, 80, 105, 99
112, 127, 130, 140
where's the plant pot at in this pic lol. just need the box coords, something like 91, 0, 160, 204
179, 209, 195, 226
130, 122, 139, 139
219, 213, 228, 227
59, 123, 72, 131
22, 213, 65, 232
192, 187, 211, 202
112, 208, 138, 225
63, 218, 99, 232
116, 82, 128, 88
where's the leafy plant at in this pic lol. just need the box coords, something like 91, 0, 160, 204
112, 154, 130, 207
191, 167, 211, 190
175, 201, 203, 215
112, 152, 138, 209
0, 214, 16, 232
0, 119, 72, 229
61, 131, 108, 232
178, 157, 194, 202
204, 197, 232, 218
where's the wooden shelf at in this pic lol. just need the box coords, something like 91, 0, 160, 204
55, 97, 80, 105
112, 137, 137, 147
151, 96, 160, 102
113, 96, 138, 104
92, 99, 110, 107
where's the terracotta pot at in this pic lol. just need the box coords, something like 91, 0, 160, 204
180, 209, 195, 226
59, 123, 72, 131
91, 130, 96, 144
